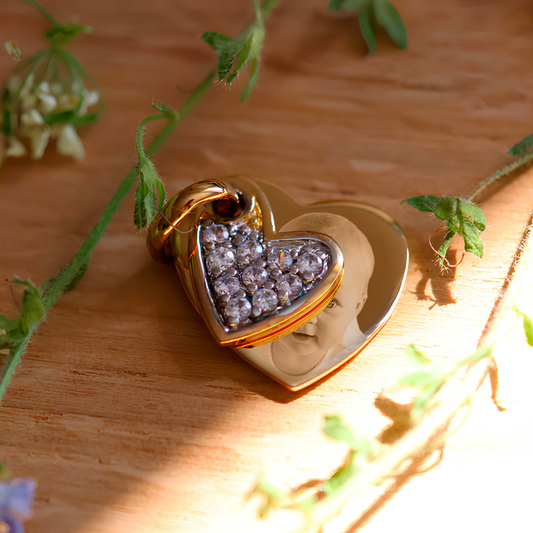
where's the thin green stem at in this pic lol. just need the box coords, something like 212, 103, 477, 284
261, 0, 283, 17
0, 0, 280, 402
139, 113, 166, 126
146, 69, 216, 156
0, 70, 217, 402
11, 49, 48, 108
468, 151, 533, 202
19, 0, 58, 26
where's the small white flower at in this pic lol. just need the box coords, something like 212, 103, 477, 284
5, 136, 27, 158
78, 89, 100, 116
28, 126, 50, 160
38, 81, 50, 94
37, 92, 57, 114
56, 93, 79, 112
54, 124, 85, 161
21, 109, 45, 127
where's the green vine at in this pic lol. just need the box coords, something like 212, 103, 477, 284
0, 0, 284, 400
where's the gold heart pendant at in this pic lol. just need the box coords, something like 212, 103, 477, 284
147, 176, 408, 391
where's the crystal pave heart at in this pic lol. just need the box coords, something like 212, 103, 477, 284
199, 218, 333, 330
192, 208, 344, 348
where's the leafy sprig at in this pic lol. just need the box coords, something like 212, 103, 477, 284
404, 131, 533, 269
201, 0, 273, 101
253, 305, 533, 530
402, 196, 486, 268
327, 0, 407, 54
0, 0, 283, 402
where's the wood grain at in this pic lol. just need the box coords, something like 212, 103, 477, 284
1, 0, 533, 531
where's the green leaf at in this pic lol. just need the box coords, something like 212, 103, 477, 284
294, 495, 319, 511
358, 3, 377, 54
133, 125, 167, 232
458, 200, 486, 232
202, 24, 264, 86
253, 472, 288, 517
323, 416, 377, 458
327, 0, 346, 10
373, 0, 407, 49
508, 133, 533, 156
70, 112, 101, 127
2, 109, 12, 136
241, 57, 260, 102
398, 369, 446, 389
410, 381, 443, 421
434, 197, 458, 221
523, 314, 533, 347
43, 95, 84, 126
44, 22, 93, 47
324, 455, 354, 495
201, 31, 234, 53
404, 344, 432, 367
461, 218, 483, 258
323, 416, 358, 447
0, 279, 44, 350
402, 195, 441, 213
328, 0, 369, 11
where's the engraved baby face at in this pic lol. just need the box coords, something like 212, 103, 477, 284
276, 267, 362, 356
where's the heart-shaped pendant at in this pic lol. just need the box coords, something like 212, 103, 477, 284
148, 176, 408, 390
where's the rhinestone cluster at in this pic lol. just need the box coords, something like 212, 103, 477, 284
200, 218, 331, 329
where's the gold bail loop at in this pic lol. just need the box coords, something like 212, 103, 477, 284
146, 179, 241, 263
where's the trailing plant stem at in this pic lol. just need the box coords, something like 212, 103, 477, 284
0, 69, 217, 403
468, 151, 533, 202
147, 69, 216, 157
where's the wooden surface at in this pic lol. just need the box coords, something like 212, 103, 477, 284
1, 1, 533, 531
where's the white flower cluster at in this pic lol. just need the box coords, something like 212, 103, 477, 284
0, 73, 99, 167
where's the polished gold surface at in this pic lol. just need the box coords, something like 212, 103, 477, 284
146, 179, 240, 263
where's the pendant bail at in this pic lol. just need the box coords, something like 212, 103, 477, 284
147, 179, 241, 263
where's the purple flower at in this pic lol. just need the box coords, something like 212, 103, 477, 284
0, 478, 36, 533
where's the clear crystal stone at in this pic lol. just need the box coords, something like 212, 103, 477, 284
206, 246, 235, 275
225, 298, 252, 323
229, 221, 252, 236
252, 289, 278, 313
277, 274, 303, 300
267, 250, 293, 271
213, 276, 242, 297
237, 241, 263, 261
202, 223, 229, 245
297, 252, 323, 276
241, 266, 268, 286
